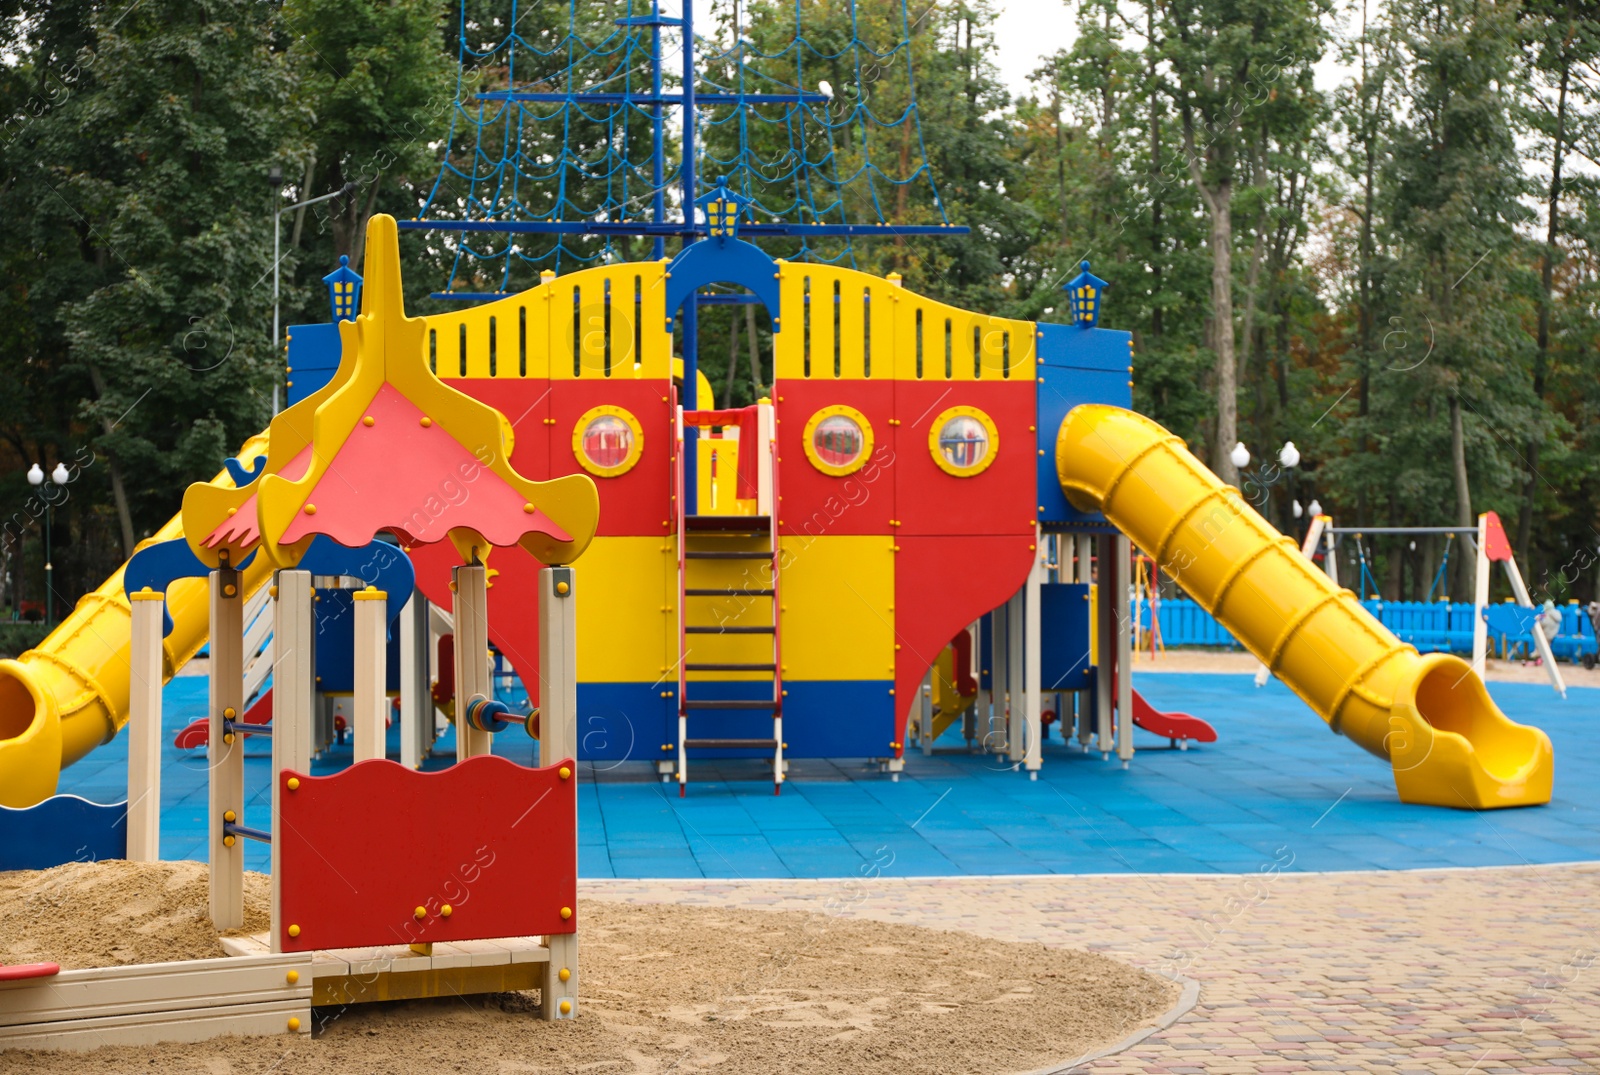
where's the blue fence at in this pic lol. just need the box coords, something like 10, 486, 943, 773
1139, 598, 1600, 662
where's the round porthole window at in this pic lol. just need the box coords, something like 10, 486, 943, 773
929, 406, 999, 477
572, 405, 644, 477
802, 405, 873, 477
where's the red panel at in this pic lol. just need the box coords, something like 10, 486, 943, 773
547, 380, 673, 537
281, 384, 571, 549
0, 963, 60, 980
774, 379, 896, 538
892, 535, 1035, 751
892, 381, 1037, 537
278, 756, 576, 952
444, 378, 552, 482
1483, 510, 1512, 563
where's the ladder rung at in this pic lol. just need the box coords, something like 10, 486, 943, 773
684, 588, 774, 597
683, 738, 779, 749
684, 699, 774, 710
685, 662, 777, 671
685, 625, 775, 634
685, 551, 770, 559
684, 515, 771, 532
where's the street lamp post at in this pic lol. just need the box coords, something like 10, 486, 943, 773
273, 181, 357, 413
27, 462, 70, 624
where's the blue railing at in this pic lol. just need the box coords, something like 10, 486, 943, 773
1139, 598, 1599, 661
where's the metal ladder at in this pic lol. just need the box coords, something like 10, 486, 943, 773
674, 403, 782, 795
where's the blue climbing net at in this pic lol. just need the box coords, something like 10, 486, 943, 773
412, 0, 957, 295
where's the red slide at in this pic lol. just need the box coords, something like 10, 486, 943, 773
1131, 688, 1217, 749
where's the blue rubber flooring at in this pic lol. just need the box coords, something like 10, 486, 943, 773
51, 672, 1600, 877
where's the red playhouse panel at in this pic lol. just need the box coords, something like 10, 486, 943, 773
775, 380, 896, 538
546, 379, 673, 537
892, 380, 1038, 538
1482, 510, 1513, 563
892, 534, 1036, 751
277, 755, 576, 952
444, 378, 553, 482
407, 539, 545, 703
1131, 688, 1218, 744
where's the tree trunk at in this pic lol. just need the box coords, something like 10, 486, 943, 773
745, 305, 762, 389
1517, 54, 1569, 565
1207, 186, 1239, 484
1450, 393, 1474, 600
87, 365, 137, 559
724, 310, 740, 404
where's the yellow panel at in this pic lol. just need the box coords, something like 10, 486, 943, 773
694, 436, 752, 516
777, 534, 895, 682
771, 260, 1029, 383
575, 536, 675, 683
420, 262, 669, 383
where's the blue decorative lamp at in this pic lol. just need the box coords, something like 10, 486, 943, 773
1063, 261, 1109, 328
696, 176, 751, 243
323, 255, 363, 322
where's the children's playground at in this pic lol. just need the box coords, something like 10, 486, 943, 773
2, 4, 1598, 1072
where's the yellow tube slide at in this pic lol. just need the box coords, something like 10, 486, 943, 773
1056, 405, 1553, 809
0, 433, 275, 807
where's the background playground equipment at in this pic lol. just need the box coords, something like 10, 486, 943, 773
0, 217, 594, 1048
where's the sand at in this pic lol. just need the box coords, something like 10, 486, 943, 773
0, 860, 270, 969
0, 862, 1177, 1074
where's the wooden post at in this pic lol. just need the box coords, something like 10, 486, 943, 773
989, 597, 1009, 752
400, 592, 431, 769
919, 668, 934, 755
1094, 534, 1114, 758
352, 587, 389, 762
539, 565, 578, 1020
208, 567, 244, 931
127, 589, 165, 862
1115, 534, 1135, 768
1006, 591, 1024, 764
1024, 532, 1043, 776
453, 563, 492, 760
1471, 513, 1491, 676
271, 570, 315, 954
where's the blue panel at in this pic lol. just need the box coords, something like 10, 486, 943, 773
0, 795, 127, 870
313, 589, 404, 693
978, 611, 993, 691
1036, 323, 1132, 529
286, 322, 342, 405
576, 682, 673, 762
576, 680, 894, 760
1040, 582, 1095, 691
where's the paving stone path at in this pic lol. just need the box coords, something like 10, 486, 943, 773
585, 863, 1600, 1073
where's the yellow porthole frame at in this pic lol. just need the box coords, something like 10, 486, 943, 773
802, 404, 874, 477
572, 405, 644, 478
928, 406, 999, 477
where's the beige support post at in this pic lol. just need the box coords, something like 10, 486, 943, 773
271, 570, 315, 954
1472, 515, 1491, 676
208, 567, 244, 931
539, 566, 578, 1020
1024, 534, 1043, 776
1094, 534, 1114, 758
755, 400, 776, 517
1006, 592, 1024, 763
1494, 522, 1567, 696
1115, 533, 1135, 768
453, 563, 492, 760
351, 587, 389, 763
127, 589, 165, 862
989, 597, 1008, 753
919, 668, 934, 755
400, 593, 431, 769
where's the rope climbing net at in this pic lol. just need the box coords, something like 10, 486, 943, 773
408, 0, 961, 296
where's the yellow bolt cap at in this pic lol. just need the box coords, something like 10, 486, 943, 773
559, 999, 572, 1015
288, 1017, 301, 1032
560, 906, 573, 920
286, 970, 299, 984
441, 904, 453, 917
559, 967, 571, 982
414, 906, 427, 920
559, 766, 572, 780
556, 580, 570, 595
224, 810, 236, 822
362, 415, 375, 426
304, 503, 317, 515
288, 924, 301, 938
287, 777, 300, 790
223, 835, 235, 847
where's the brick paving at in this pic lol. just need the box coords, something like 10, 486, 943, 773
584, 863, 1600, 1073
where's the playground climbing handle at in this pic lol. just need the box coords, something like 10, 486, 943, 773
1055, 404, 1553, 809
0, 433, 276, 808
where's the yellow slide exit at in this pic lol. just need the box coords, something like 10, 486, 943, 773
1056, 404, 1553, 809
0, 433, 276, 807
